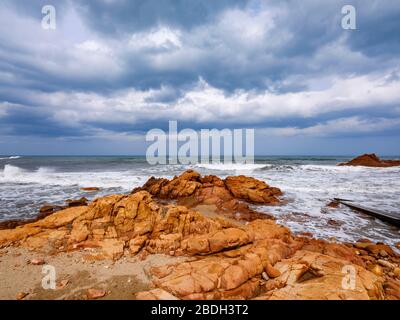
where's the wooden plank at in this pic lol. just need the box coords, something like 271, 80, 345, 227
333, 198, 400, 227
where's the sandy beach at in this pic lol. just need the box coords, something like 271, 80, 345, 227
0, 246, 187, 300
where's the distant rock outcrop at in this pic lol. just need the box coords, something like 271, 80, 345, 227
338, 153, 400, 167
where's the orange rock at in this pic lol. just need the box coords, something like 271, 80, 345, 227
339, 153, 400, 167
365, 244, 395, 257
29, 258, 45, 265
129, 236, 147, 255
368, 264, 384, 277
0, 170, 398, 300
208, 228, 251, 253
225, 175, 282, 204
220, 265, 248, 290
135, 289, 179, 300
326, 201, 339, 208
98, 239, 125, 260
16, 292, 28, 300
80, 187, 100, 191
134, 170, 280, 222
269, 250, 384, 300
384, 279, 400, 299
264, 263, 281, 278
87, 288, 107, 299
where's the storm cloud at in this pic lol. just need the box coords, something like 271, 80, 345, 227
0, 0, 399, 155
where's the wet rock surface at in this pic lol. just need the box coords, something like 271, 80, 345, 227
0, 170, 399, 300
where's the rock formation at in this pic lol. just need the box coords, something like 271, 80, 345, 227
132, 170, 282, 221
339, 154, 400, 167
0, 170, 399, 300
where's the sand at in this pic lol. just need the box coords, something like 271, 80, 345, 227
0, 247, 187, 300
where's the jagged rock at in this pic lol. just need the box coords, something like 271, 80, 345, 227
0, 204, 64, 231
148, 237, 298, 299
0, 171, 398, 300
0, 191, 285, 261
16, 292, 28, 300
86, 288, 107, 299
384, 279, 400, 300
365, 244, 395, 257
338, 154, 400, 167
133, 170, 281, 222
265, 250, 384, 300
224, 175, 282, 204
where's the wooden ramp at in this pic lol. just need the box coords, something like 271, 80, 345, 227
334, 198, 400, 227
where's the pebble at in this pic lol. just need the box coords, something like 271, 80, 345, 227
265, 263, 281, 278
16, 292, 28, 300
29, 258, 45, 265
87, 288, 107, 300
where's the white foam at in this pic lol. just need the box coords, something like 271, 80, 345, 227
0, 165, 145, 190
299, 164, 400, 173
0, 156, 21, 160
1, 161, 399, 247
194, 163, 270, 171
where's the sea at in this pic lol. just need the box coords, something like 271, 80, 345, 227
0, 155, 399, 247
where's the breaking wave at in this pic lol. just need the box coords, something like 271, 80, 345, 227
194, 163, 271, 172
0, 164, 145, 190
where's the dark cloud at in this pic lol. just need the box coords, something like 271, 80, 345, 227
74, 0, 248, 35
0, 0, 399, 154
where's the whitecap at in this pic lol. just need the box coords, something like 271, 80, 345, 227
194, 163, 270, 172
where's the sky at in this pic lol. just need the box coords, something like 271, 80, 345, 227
0, 0, 399, 156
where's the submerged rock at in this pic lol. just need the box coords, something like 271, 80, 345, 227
80, 187, 100, 192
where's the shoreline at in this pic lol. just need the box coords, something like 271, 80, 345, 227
0, 169, 399, 300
